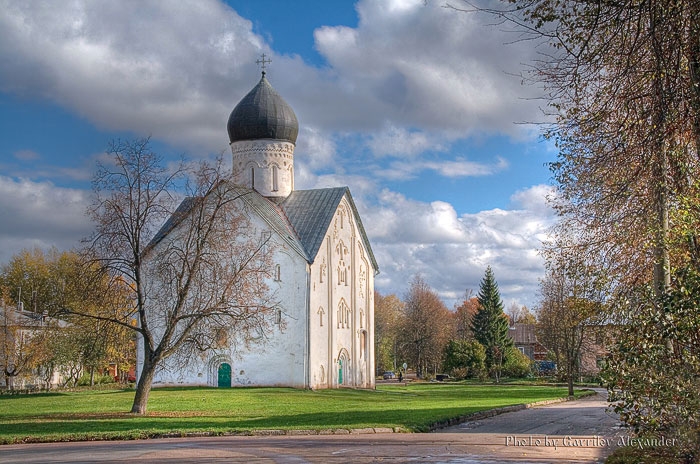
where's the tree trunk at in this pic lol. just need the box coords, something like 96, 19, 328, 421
567, 356, 575, 397
131, 358, 156, 414
90, 367, 95, 387
649, 1, 671, 297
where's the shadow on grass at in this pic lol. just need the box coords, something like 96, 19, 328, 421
0, 406, 484, 439
0, 394, 66, 401
0, 385, 577, 443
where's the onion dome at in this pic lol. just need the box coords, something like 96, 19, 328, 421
227, 73, 299, 144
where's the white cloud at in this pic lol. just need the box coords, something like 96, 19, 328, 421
312, 0, 544, 136
0, 0, 265, 154
0, 177, 92, 263
367, 126, 444, 157
376, 156, 508, 180
364, 185, 556, 307
295, 126, 337, 169
510, 184, 557, 213
0, 0, 543, 160
13, 150, 40, 161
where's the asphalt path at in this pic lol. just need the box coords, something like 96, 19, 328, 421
0, 389, 624, 463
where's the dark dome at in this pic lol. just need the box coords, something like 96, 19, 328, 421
227, 74, 298, 144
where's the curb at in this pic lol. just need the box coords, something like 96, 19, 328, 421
156, 426, 408, 439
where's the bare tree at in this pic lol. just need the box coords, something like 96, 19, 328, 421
398, 276, 452, 378
506, 302, 536, 325
74, 138, 277, 414
538, 237, 608, 396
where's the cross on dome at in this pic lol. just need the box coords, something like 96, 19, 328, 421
256, 53, 271, 76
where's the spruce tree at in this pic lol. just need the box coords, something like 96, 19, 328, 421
471, 266, 513, 381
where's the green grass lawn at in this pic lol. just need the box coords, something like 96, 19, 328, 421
0, 384, 580, 444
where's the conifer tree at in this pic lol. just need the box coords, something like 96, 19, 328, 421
471, 266, 513, 382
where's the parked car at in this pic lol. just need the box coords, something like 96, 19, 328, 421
382, 371, 396, 380
534, 361, 557, 375
435, 374, 450, 382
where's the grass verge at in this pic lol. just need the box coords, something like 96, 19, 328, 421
0, 384, 582, 444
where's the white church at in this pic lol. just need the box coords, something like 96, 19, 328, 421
137, 70, 378, 389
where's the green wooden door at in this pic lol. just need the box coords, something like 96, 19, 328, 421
217, 363, 231, 387
338, 359, 343, 385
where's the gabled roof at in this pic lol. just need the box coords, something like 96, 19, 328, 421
147, 182, 378, 272
508, 323, 539, 345
233, 186, 308, 260
280, 187, 378, 272
146, 183, 307, 260
147, 196, 200, 254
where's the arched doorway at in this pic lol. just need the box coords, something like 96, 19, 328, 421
217, 363, 231, 387
338, 349, 349, 386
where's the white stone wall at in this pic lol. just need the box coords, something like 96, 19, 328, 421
137, 196, 309, 388
230, 139, 294, 197
308, 195, 376, 389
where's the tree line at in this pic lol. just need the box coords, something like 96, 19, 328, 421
375, 267, 532, 382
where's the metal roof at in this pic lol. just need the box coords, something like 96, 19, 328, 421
146, 184, 307, 260
146, 197, 200, 254
147, 183, 378, 272
227, 74, 299, 144
281, 187, 379, 272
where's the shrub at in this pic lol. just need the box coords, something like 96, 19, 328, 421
503, 346, 532, 378
443, 339, 486, 379
78, 373, 116, 386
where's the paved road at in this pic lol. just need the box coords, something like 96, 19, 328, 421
438, 388, 619, 435
0, 390, 623, 463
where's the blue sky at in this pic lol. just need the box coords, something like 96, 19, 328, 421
0, 0, 558, 308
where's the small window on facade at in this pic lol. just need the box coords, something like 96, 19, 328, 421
274, 264, 281, 281
360, 331, 367, 359
275, 309, 282, 325
272, 165, 279, 191
251, 167, 255, 189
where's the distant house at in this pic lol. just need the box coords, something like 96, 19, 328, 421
579, 324, 610, 377
0, 304, 67, 389
508, 322, 612, 378
507, 323, 548, 361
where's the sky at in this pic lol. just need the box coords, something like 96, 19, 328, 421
0, 0, 559, 309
